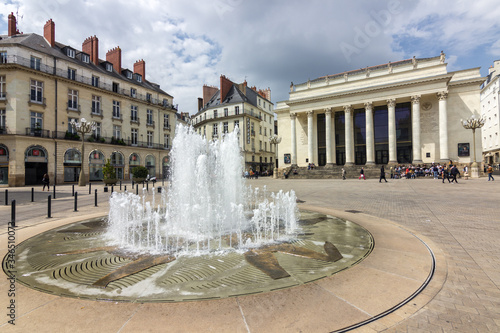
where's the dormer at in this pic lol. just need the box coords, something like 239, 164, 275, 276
62, 46, 76, 59
77, 52, 90, 64
133, 73, 142, 83
102, 61, 113, 72
122, 69, 133, 80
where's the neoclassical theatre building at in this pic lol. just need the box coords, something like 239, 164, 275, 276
276, 53, 485, 170
0, 14, 187, 186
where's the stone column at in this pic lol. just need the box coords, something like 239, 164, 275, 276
387, 99, 397, 164
411, 95, 423, 164
344, 105, 354, 165
437, 91, 449, 162
325, 108, 334, 167
290, 113, 297, 165
364, 102, 375, 165
307, 110, 314, 164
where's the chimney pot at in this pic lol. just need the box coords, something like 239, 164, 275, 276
43, 19, 55, 47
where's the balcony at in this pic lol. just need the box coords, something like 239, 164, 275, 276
91, 107, 103, 119
163, 124, 171, 130
112, 114, 123, 122
146, 120, 155, 128
52, 131, 80, 141
0, 126, 6, 134
25, 127, 50, 138
67, 101, 81, 113
28, 95, 46, 108
130, 117, 140, 126
0, 91, 6, 103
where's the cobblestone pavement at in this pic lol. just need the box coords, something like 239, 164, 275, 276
1, 177, 499, 332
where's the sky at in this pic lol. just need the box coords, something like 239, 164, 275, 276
1, 0, 500, 114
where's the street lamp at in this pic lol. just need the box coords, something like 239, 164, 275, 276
71, 118, 97, 186
269, 135, 282, 178
461, 115, 485, 178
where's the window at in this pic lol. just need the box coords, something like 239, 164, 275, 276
251, 138, 255, 150
0, 51, 7, 64
68, 89, 78, 110
224, 108, 228, 117
131, 105, 138, 121
147, 109, 153, 125
92, 76, 99, 88
92, 95, 101, 115
223, 122, 228, 133
0, 76, 5, 99
147, 131, 153, 147
67, 117, 78, 133
263, 101, 266, 108
113, 100, 120, 118
30, 80, 43, 103
258, 99, 261, 106
81, 54, 89, 63
113, 125, 121, 139
214, 110, 218, 118
259, 126, 262, 135
203, 126, 206, 136
66, 48, 75, 58
30, 56, 41, 70
106, 63, 113, 72
67, 68, 76, 80
126, 71, 133, 79
130, 88, 137, 98
234, 120, 239, 130
260, 141, 262, 151
30, 111, 43, 129
164, 114, 170, 129
213, 123, 218, 137
0, 109, 5, 130
264, 114, 267, 122
112, 82, 119, 93
235, 106, 240, 115
264, 142, 267, 151
136, 74, 142, 83
93, 122, 101, 138
264, 128, 267, 136
146, 93, 152, 102
131, 128, 138, 145
164, 134, 170, 149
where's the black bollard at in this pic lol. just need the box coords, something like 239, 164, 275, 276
94, 189, 98, 207
120, 181, 122, 191
48, 195, 52, 218
162, 177, 164, 186
53, 184, 56, 199
5, 189, 8, 206
146, 181, 149, 192
31, 187, 34, 202
124, 185, 127, 192
157, 186, 162, 193
74, 192, 78, 212
11, 200, 16, 226
72, 184, 75, 197
111, 185, 114, 193
136, 184, 139, 195
89, 182, 92, 195
132, 180, 134, 187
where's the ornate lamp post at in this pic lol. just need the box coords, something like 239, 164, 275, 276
71, 118, 97, 186
269, 135, 282, 178
461, 115, 485, 178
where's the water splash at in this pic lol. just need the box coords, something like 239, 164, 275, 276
106, 125, 299, 255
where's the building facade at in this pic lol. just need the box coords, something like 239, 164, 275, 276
481, 60, 500, 166
192, 75, 275, 173
0, 14, 186, 186
276, 54, 484, 169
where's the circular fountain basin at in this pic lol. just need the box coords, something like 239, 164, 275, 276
3, 210, 373, 303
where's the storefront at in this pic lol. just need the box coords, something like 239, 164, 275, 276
129, 153, 140, 179
25, 145, 48, 185
110, 151, 125, 180
0, 144, 8, 185
89, 149, 105, 181
63, 148, 81, 182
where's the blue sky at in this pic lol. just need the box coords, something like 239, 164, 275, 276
1, 0, 499, 114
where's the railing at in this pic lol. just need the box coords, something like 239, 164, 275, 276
0, 92, 6, 99
28, 95, 46, 106
130, 117, 140, 125
2, 55, 175, 108
0, 126, 6, 134
91, 107, 103, 116
146, 120, 155, 128
52, 131, 80, 140
25, 127, 51, 138
163, 124, 171, 130
67, 102, 81, 112
194, 109, 266, 125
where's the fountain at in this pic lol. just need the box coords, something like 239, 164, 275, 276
106, 125, 299, 255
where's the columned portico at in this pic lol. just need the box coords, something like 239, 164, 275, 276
307, 111, 314, 164
344, 105, 354, 165
437, 91, 449, 162
290, 113, 297, 165
387, 99, 397, 164
364, 102, 375, 165
411, 95, 423, 164
325, 108, 335, 166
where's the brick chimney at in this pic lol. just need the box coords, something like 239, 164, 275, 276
43, 19, 55, 47
8, 12, 19, 36
220, 75, 233, 103
133, 59, 145, 80
203, 85, 218, 106
82, 36, 99, 65
258, 88, 271, 101
106, 47, 121, 72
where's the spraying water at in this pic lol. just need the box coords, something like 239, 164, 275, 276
106, 125, 299, 255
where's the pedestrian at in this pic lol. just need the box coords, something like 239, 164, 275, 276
42, 173, 50, 191
359, 167, 365, 180
442, 166, 450, 183
487, 164, 495, 181
433, 165, 439, 179
390, 166, 393, 179
342, 168, 346, 180
379, 165, 387, 183
450, 165, 460, 183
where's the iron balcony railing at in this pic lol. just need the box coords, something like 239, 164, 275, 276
25, 127, 51, 138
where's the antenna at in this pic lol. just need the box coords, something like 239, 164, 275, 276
15, 6, 24, 33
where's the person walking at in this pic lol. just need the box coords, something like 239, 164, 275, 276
342, 168, 346, 180
487, 164, 495, 181
42, 173, 50, 191
442, 166, 450, 183
379, 165, 387, 183
359, 167, 366, 180
450, 165, 460, 183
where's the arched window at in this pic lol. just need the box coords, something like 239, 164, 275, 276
63, 148, 81, 182
162, 156, 170, 180
25, 145, 48, 162
110, 151, 124, 180
0, 144, 8, 185
64, 148, 81, 164
145, 155, 155, 177
89, 150, 105, 181
128, 153, 141, 180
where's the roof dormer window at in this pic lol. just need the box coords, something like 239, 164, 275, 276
81, 54, 89, 63
126, 71, 133, 79
134, 74, 142, 83
67, 48, 75, 58
106, 63, 113, 72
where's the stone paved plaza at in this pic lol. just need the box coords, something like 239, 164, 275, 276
0, 176, 499, 332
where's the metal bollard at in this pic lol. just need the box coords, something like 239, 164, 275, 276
157, 186, 162, 193
48, 195, 52, 218
74, 192, 78, 212
11, 200, 16, 226
31, 187, 34, 202
89, 182, 92, 195
124, 185, 127, 192
94, 189, 98, 207
72, 184, 75, 197
132, 180, 134, 188
111, 185, 114, 193
146, 182, 149, 192
120, 181, 122, 191
53, 185, 56, 199
5, 189, 8, 206
136, 184, 139, 195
